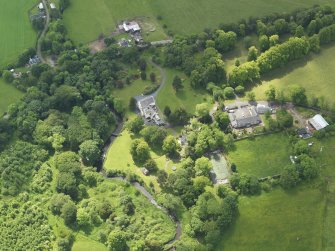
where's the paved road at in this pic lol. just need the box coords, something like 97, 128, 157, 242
36, 0, 50, 64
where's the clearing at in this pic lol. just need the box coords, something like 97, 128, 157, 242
63, 0, 333, 44
228, 133, 292, 178
252, 45, 335, 106
0, 79, 24, 115
0, 0, 36, 66
156, 68, 211, 114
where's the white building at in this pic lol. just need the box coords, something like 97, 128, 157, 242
122, 21, 141, 32
50, 3, 56, 9
309, 114, 329, 131
38, 2, 44, 10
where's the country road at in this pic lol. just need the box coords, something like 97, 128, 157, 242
36, 0, 50, 64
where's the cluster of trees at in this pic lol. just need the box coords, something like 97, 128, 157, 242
280, 140, 319, 188
0, 198, 54, 250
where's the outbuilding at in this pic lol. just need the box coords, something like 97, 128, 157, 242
38, 2, 44, 10
309, 114, 329, 131
50, 3, 56, 9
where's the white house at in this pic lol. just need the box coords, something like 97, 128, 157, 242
123, 21, 141, 32
309, 114, 329, 131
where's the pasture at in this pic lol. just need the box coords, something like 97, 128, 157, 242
63, 0, 333, 44
228, 133, 292, 178
0, 0, 36, 66
252, 45, 335, 106
0, 79, 24, 115
217, 185, 325, 251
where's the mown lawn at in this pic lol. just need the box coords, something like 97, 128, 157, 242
0, 79, 24, 115
72, 234, 107, 251
156, 68, 211, 114
0, 0, 36, 66
228, 133, 292, 178
217, 185, 325, 251
63, 0, 333, 44
252, 45, 335, 106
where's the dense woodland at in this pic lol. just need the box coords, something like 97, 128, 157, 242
0, 2, 335, 250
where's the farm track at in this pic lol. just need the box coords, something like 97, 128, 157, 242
36, 0, 50, 64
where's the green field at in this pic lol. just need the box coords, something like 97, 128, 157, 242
217, 135, 335, 251
228, 133, 292, 178
63, 0, 333, 44
156, 68, 211, 114
0, 79, 24, 115
0, 0, 37, 66
217, 185, 325, 251
252, 45, 335, 106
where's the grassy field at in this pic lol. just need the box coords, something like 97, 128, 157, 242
0, 79, 24, 115
252, 45, 335, 106
217, 185, 325, 251
156, 68, 211, 114
63, 0, 333, 44
103, 130, 180, 192
72, 234, 107, 251
0, 0, 37, 66
217, 135, 335, 251
228, 133, 292, 178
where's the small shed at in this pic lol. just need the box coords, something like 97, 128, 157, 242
50, 3, 56, 9
309, 114, 329, 131
141, 168, 149, 176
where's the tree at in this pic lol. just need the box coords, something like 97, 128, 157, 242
140, 126, 167, 148
3, 70, 14, 83
280, 165, 300, 188
79, 140, 101, 166
143, 159, 158, 173
130, 139, 151, 164
290, 85, 307, 105
269, 35, 279, 47
140, 71, 147, 80
276, 109, 293, 128
49, 193, 71, 215
247, 91, 256, 101
235, 85, 245, 95
59, 0, 70, 12
172, 76, 183, 92
194, 157, 212, 177
247, 46, 258, 61
265, 85, 276, 101
61, 201, 77, 226
163, 135, 181, 157
164, 106, 171, 117
295, 25, 305, 37
293, 140, 309, 155
223, 87, 235, 99
195, 103, 211, 123
214, 111, 230, 131
76, 208, 91, 228
259, 35, 269, 52
107, 231, 128, 251
193, 176, 211, 194
56, 172, 79, 199
125, 116, 144, 134
215, 30, 237, 52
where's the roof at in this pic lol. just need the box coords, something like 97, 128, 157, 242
229, 106, 261, 128
38, 2, 44, 9
50, 3, 56, 9
256, 104, 271, 113
309, 114, 329, 131
123, 21, 141, 32
137, 96, 155, 110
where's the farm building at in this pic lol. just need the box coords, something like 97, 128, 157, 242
137, 96, 163, 126
122, 21, 141, 32
309, 114, 329, 131
228, 106, 261, 128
